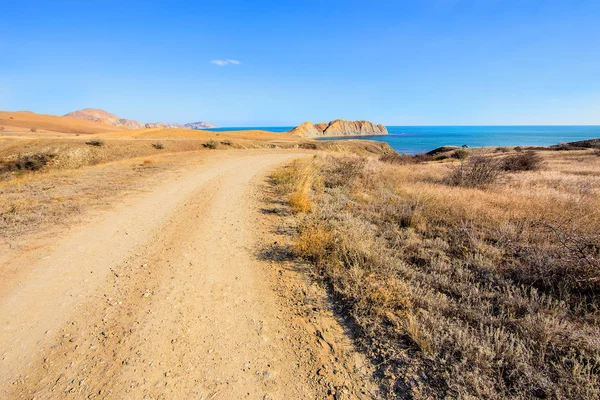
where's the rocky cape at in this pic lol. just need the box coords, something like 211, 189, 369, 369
289, 119, 388, 138
64, 108, 216, 130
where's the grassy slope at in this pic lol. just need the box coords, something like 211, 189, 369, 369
273, 148, 600, 399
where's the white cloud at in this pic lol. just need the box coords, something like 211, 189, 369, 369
211, 59, 241, 66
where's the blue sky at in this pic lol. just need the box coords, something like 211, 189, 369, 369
1, 0, 599, 126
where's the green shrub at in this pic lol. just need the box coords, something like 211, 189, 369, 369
203, 139, 218, 149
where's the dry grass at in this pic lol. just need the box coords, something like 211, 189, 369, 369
272, 149, 600, 399
0, 158, 172, 242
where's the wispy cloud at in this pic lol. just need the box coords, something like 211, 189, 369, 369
211, 59, 241, 66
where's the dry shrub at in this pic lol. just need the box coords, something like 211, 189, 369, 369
30, 127, 38, 133
451, 148, 469, 160
1, 152, 56, 173
151, 142, 164, 150
142, 159, 154, 166
289, 179, 312, 213
272, 153, 600, 399
502, 151, 543, 171
273, 160, 317, 213
322, 155, 366, 188
85, 139, 104, 147
444, 155, 503, 187
380, 152, 432, 164
271, 166, 297, 188
554, 142, 587, 151
203, 139, 218, 149
293, 221, 333, 264
299, 142, 318, 150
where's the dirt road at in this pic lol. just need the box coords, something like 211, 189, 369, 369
0, 151, 373, 399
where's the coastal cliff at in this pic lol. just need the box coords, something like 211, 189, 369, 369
289, 119, 388, 138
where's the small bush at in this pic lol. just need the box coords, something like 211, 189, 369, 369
501, 151, 543, 171
299, 142, 318, 150
85, 139, 104, 147
495, 146, 510, 153
553, 142, 587, 151
221, 140, 233, 146
451, 148, 469, 160
0, 152, 56, 173
203, 139, 218, 149
445, 155, 502, 187
322, 156, 366, 188
271, 166, 298, 189
151, 142, 164, 150
30, 127, 38, 133
594, 149, 600, 156
289, 189, 312, 213
514, 146, 523, 152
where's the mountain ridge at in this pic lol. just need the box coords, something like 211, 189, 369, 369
64, 108, 216, 130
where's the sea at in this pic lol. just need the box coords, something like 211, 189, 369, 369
204, 126, 600, 155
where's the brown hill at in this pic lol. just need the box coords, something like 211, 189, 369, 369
64, 108, 145, 129
289, 119, 388, 138
65, 108, 217, 130
0, 110, 126, 134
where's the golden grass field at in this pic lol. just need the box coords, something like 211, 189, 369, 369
272, 147, 600, 399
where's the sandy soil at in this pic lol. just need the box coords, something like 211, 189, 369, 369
0, 151, 375, 399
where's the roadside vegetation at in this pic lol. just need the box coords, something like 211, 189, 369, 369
272, 148, 600, 399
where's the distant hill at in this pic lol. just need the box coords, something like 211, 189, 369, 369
144, 122, 185, 129
0, 110, 126, 134
65, 108, 216, 130
64, 108, 145, 129
185, 122, 218, 129
289, 119, 388, 138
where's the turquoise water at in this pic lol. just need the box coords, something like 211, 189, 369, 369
205, 126, 600, 154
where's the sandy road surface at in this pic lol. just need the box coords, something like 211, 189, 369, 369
0, 151, 373, 399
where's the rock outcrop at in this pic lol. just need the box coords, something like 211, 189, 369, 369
65, 108, 216, 130
289, 119, 387, 138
